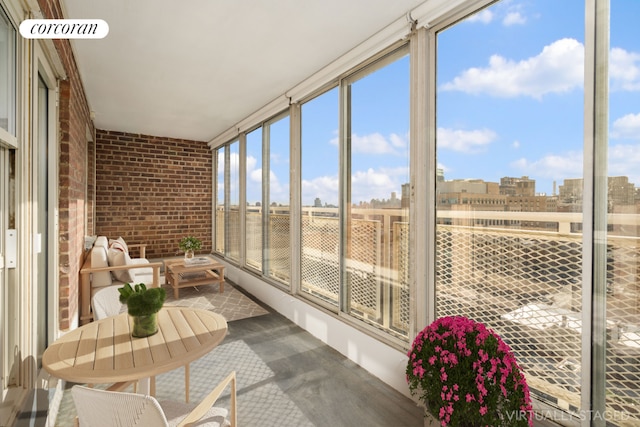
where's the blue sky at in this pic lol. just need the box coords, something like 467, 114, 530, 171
235, 0, 639, 206
437, 0, 639, 196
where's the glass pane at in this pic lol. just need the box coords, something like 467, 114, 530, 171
606, 1, 640, 424
436, 0, 585, 417
215, 148, 225, 254
0, 7, 16, 135
227, 141, 240, 260
246, 128, 263, 271
347, 51, 410, 338
266, 115, 290, 284
301, 87, 339, 308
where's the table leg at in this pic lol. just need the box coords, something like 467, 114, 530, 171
172, 272, 180, 299
138, 377, 151, 395
185, 364, 190, 403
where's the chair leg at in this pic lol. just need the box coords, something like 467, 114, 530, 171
185, 364, 190, 403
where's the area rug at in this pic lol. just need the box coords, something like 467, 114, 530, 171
54, 340, 313, 426
163, 280, 269, 322
154, 340, 314, 426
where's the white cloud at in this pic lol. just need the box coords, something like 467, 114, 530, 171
611, 113, 640, 140
437, 127, 497, 153
467, 9, 494, 24
437, 162, 451, 174
512, 140, 521, 149
351, 168, 403, 203
609, 144, 640, 185
269, 170, 288, 204
353, 132, 407, 154
302, 175, 339, 206
330, 132, 409, 155
503, 12, 526, 26
440, 38, 584, 99
510, 151, 583, 179
610, 47, 640, 91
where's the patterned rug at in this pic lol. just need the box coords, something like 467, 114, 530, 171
55, 339, 313, 426
162, 280, 269, 321
154, 340, 314, 426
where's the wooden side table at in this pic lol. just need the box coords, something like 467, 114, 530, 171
164, 256, 225, 299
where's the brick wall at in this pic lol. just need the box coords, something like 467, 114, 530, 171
38, 0, 95, 330
95, 130, 213, 259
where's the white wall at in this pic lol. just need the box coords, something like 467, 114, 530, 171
220, 260, 415, 399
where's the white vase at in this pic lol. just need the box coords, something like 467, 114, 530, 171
184, 249, 194, 260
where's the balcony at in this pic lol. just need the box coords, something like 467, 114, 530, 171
217, 206, 640, 425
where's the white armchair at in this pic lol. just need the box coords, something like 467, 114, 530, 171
80, 236, 162, 324
71, 371, 237, 427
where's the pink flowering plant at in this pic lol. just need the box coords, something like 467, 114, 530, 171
406, 316, 533, 426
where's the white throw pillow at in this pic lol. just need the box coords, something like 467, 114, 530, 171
107, 247, 134, 283
109, 236, 128, 254
90, 244, 112, 288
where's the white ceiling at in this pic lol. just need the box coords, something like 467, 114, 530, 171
62, 0, 427, 142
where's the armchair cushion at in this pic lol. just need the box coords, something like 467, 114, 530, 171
91, 236, 112, 288
109, 236, 129, 253
107, 247, 135, 283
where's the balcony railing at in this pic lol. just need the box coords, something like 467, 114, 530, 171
217, 206, 640, 424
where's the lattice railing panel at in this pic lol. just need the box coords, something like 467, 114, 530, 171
301, 215, 340, 306
436, 224, 640, 425
436, 226, 583, 407
347, 219, 381, 319
228, 208, 240, 261
604, 235, 640, 426
268, 213, 290, 284
392, 221, 410, 335
215, 210, 224, 253
245, 212, 262, 271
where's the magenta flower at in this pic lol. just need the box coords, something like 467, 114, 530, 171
406, 316, 533, 427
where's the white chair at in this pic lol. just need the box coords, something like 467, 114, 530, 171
91, 286, 125, 320
71, 371, 237, 427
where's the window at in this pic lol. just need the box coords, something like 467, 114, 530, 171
343, 48, 410, 338
245, 127, 263, 271
606, 1, 640, 423
214, 147, 225, 254
300, 87, 340, 308
435, 0, 595, 421
0, 5, 16, 141
265, 114, 290, 285
227, 140, 240, 261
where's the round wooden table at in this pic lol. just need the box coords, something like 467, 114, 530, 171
43, 307, 227, 387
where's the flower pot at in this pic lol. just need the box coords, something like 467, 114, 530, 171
184, 249, 194, 260
423, 411, 439, 427
130, 312, 159, 337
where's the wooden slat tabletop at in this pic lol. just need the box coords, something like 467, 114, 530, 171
43, 307, 227, 385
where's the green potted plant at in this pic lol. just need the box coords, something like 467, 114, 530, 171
406, 316, 533, 427
118, 283, 166, 337
178, 235, 202, 259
